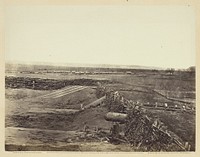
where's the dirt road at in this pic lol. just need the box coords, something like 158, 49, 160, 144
40, 86, 88, 99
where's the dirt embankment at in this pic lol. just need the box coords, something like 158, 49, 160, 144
5, 76, 111, 90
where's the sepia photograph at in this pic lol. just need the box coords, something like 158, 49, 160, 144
3, 0, 198, 153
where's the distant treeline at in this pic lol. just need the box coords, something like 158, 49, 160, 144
6, 63, 195, 74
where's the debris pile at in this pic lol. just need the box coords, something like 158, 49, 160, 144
105, 90, 127, 113
124, 107, 180, 151
104, 89, 190, 151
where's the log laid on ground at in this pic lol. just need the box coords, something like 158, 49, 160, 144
28, 108, 80, 114
84, 96, 106, 109
104, 112, 128, 123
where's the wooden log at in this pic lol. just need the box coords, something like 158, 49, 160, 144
84, 96, 106, 109
104, 112, 128, 123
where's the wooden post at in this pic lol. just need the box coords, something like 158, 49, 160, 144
32, 80, 35, 89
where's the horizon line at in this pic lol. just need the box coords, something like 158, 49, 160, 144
5, 60, 195, 70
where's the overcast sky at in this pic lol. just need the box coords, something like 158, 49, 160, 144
5, 6, 195, 69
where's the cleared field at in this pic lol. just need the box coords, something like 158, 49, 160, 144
6, 72, 111, 80
5, 68, 195, 151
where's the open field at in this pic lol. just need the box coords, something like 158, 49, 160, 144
5, 65, 195, 151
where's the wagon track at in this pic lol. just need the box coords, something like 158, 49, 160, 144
39, 86, 88, 99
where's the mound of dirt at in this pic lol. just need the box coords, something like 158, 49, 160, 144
5, 76, 111, 90
69, 106, 113, 131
